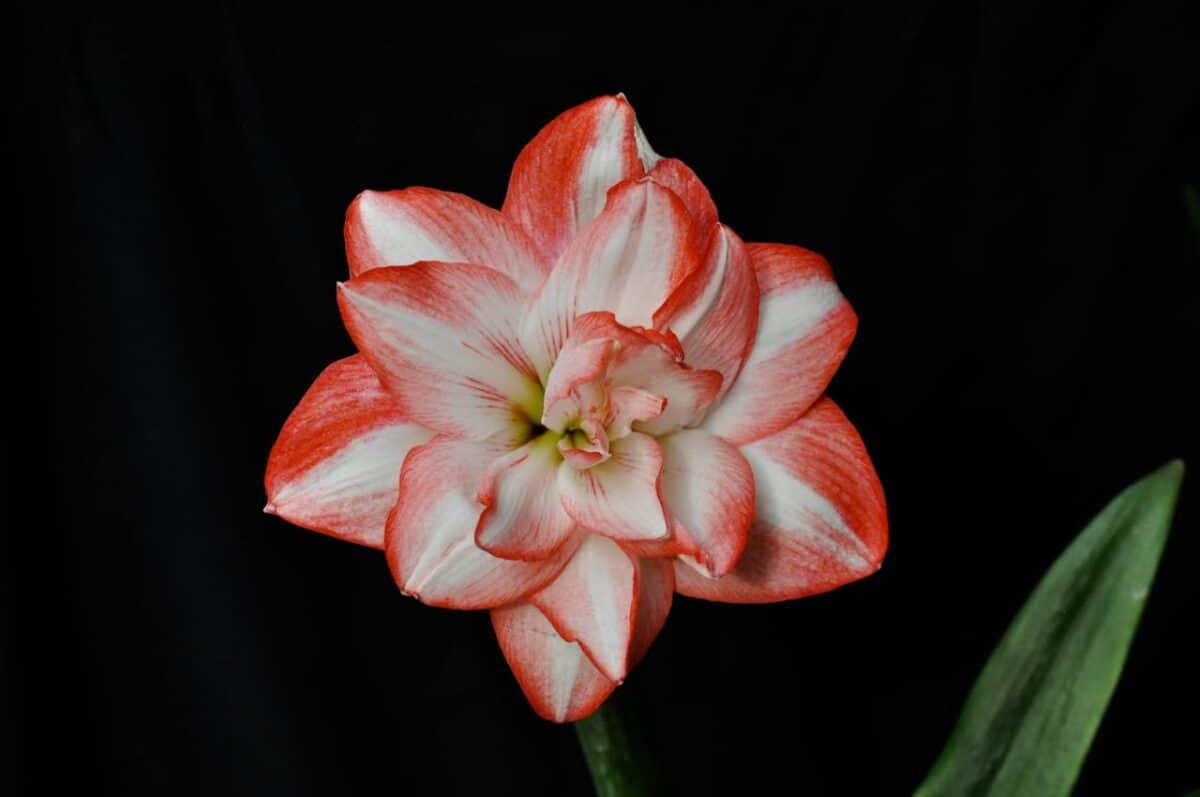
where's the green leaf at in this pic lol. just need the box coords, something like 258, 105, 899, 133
915, 460, 1185, 797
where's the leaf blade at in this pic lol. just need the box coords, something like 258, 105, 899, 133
915, 460, 1185, 797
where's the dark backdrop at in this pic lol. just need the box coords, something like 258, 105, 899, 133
25, 4, 1198, 795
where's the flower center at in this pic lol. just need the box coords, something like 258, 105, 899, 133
538, 317, 679, 471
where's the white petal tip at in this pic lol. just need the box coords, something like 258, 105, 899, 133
678, 553, 719, 579
262, 502, 277, 515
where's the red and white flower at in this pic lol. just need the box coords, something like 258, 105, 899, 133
265, 96, 887, 722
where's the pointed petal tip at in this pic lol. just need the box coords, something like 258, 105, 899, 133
677, 553, 719, 579
262, 502, 277, 515
610, 92, 634, 111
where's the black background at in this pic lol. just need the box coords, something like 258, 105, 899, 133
24, 4, 1198, 795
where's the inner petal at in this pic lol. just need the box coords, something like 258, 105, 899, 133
558, 419, 611, 470
539, 311, 721, 471
542, 337, 615, 435
607, 386, 666, 440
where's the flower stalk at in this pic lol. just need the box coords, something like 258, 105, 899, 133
574, 692, 657, 797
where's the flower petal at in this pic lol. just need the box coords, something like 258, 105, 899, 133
676, 398, 887, 603
344, 187, 547, 292
703, 244, 857, 445
659, 429, 754, 578
475, 434, 576, 561
502, 96, 642, 264
618, 533, 692, 561
613, 349, 722, 438
264, 356, 434, 548
541, 336, 615, 434
491, 601, 616, 723
557, 432, 668, 542
647, 158, 719, 253
654, 225, 759, 404
338, 262, 541, 440
520, 179, 699, 379
607, 386, 666, 440
628, 555, 674, 667
531, 534, 638, 682
387, 436, 574, 609
556, 311, 721, 437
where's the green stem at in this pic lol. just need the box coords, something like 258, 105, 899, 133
574, 691, 657, 797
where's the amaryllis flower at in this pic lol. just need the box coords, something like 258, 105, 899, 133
265, 95, 887, 722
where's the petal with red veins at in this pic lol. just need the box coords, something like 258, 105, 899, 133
632, 108, 660, 171
338, 262, 542, 440
676, 398, 887, 603
344, 187, 547, 292
628, 555, 674, 668
491, 601, 617, 723
659, 429, 754, 578
607, 386, 666, 440
387, 436, 574, 609
559, 312, 721, 436
475, 434, 576, 561
265, 356, 434, 548
654, 225, 759, 404
557, 432, 668, 542
557, 418, 612, 469
502, 96, 642, 264
646, 158, 719, 252
541, 337, 614, 434
703, 244, 857, 445
531, 534, 638, 682
521, 180, 699, 378
611, 347, 721, 436
619, 533, 692, 561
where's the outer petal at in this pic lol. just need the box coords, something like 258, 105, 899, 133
703, 244, 857, 445
531, 534, 638, 682
344, 187, 548, 292
618, 533, 692, 561
557, 432, 669, 542
264, 356, 434, 548
654, 225, 759, 404
659, 429, 754, 578
338, 262, 541, 440
676, 398, 887, 603
475, 434, 576, 561
628, 555, 675, 667
387, 436, 574, 609
520, 179, 699, 378
491, 601, 616, 723
491, 551, 674, 723
646, 158, 719, 253
502, 96, 642, 264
